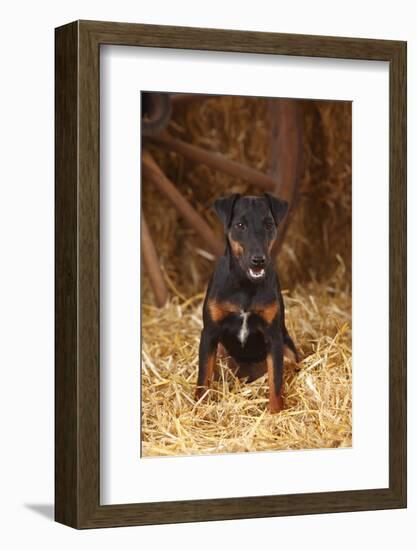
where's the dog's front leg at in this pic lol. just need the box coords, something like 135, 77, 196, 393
266, 331, 284, 413
195, 329, 218, 401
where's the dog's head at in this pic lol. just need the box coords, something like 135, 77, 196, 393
214, 193, 288, 283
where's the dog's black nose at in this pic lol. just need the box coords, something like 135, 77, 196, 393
250, 255, 266, 267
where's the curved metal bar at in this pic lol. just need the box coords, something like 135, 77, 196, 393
170, 93, 219, 106
268, 99, 303, 256
148, 131, 277, 191
141, 92, 172, 136
142, 150, 224, 257
141, 213, 168, 307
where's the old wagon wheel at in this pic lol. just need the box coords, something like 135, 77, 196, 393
141, 92, 303, 306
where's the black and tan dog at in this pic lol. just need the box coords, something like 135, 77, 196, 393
195, 193, 298, 412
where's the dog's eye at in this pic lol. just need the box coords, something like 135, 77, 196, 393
235, 222, 246, 230
264, 220, 275, 230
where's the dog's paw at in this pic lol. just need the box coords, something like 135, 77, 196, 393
268, 394, 284, 413
284, 345, 300, 363
195, 386, 209, 402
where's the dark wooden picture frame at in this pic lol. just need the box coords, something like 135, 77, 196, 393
55, 20, 407, 529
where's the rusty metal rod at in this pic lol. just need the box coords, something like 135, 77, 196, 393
148, 131, 277, 191
142, 150, 223, 257
141, 213, 168, 307
171, 93, 219, 106
268, 99, 303, 257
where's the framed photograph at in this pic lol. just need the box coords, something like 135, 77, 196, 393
55, 20, 406, 528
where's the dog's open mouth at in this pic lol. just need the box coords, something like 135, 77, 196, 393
248, 267, 265, 280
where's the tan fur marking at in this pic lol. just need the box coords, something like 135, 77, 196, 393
268, 237, 277, 253
252, 302, 279, 324
203, 351, 216, 387
208, 299, 240, 323
195, 349, 217, 400
228, 235, 244, 257
266, 353, 284, 413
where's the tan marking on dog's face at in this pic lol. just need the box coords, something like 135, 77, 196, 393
252, 302, 279, 324
207, 299, 240, 323
266, 353, 284, 413
228, 234, 244, 257
268, 236, 277, 254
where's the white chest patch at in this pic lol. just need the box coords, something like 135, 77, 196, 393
238, 311, 250, 346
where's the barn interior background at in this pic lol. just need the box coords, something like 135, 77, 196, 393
140, 93, 352, 457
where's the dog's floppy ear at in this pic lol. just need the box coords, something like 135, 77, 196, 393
264, 193, 288, 225
213, 194, 240, 229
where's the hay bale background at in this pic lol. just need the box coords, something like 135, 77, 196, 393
141, 96, 352, 457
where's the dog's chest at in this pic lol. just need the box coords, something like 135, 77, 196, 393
225, 307, 269, 348
217, 307, 256, 346
208, 295, 278, 346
